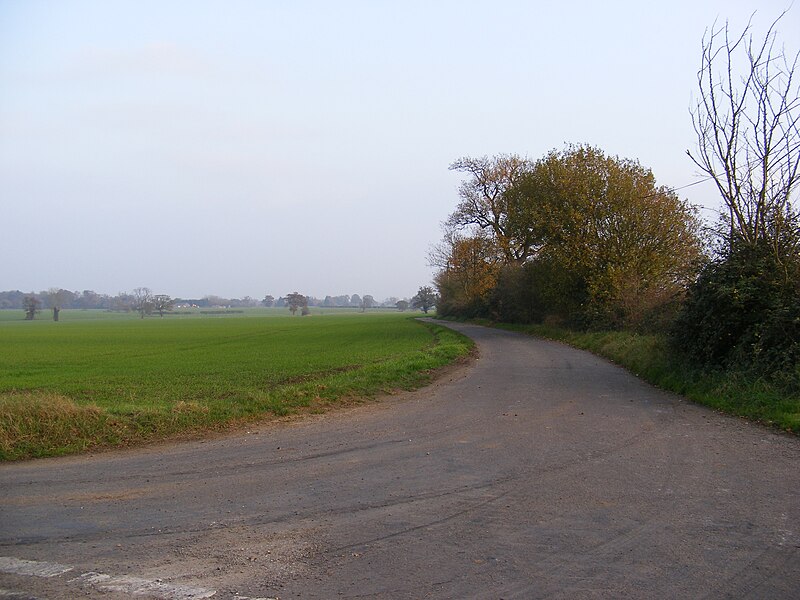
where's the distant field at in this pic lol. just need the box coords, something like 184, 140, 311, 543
0, 310, 471, 460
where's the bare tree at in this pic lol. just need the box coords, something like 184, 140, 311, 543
688, 11, 800, 255
447, 155, 536, 263
131, 287, 153, 319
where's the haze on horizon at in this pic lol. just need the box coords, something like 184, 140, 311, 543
2, 0, 797, 301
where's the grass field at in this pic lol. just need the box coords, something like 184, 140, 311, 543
0, 310, 472, 460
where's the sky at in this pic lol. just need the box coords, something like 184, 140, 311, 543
1, 0, 798, 301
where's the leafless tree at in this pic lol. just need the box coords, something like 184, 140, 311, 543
447, 155, 536, 263
131, 287, 153, 319
688, 11, 800, 255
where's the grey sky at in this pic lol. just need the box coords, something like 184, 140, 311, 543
1, 1, 797, 300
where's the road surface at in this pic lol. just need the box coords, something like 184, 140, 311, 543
1, 320, 798, 599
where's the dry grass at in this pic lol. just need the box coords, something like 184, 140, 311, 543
0, 391, 109, 459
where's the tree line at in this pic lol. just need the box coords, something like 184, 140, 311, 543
4, 287, 437, 320
0, 289, 263, 313
273, 287, 437, 315
433, 13, 799, 382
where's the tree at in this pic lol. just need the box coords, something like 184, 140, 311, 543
204, 295, 228, 307
23, 295, 40, 320
152, 295, 174, 317
688, 11, 799, 256
46, 288, 72, 321
76, 290, 104, 309
131, 287, 153, 319
447, 155, 537, 263
436, 146, 703, 328
286, 292, 307, 315
676, 13, 800, 375
262, 295, 275, 307
396, 300, 409, 311
527, 145, 703, 327
432, 231, 502, 317
360, 294, 375, 311
411, 286, 438, 314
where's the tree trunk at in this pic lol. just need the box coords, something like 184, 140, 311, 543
53, 307, 59, 322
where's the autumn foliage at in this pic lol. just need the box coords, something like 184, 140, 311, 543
435, 146, 703, 330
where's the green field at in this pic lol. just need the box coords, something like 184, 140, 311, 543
0, 310, 472, 460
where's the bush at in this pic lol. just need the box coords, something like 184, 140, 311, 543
673, 239, 800, 380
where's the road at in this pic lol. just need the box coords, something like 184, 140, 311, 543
1, 320, 798, 599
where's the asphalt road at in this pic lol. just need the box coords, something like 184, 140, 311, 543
1, 320, 798, 599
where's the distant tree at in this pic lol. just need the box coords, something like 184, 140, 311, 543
234, 296, 256, 307
131, 287, 153, 319
350, 294, 362, 308
262, 295, 275, 307
301, 305, 311, 316
152, 295, 174, 317
204, 295, 228, 307
76, 290, 104, 309
411, 286, 437, 314
286, 292, 307, 315
23, 295, 40, 320
360, 294, 375, 311
46, 288, 72, 321
0, 290, 26, 309
111, 292, 133, 312
396, 300, 409, 311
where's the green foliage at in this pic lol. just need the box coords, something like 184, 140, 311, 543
673, 238, 800, 379
411, 286, 438, 314
0, 312, 472, 460
492, 259, 589, 325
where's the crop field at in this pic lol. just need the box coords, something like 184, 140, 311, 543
0, 310, 471, 460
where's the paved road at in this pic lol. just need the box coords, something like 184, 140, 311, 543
1, 321, 798, 599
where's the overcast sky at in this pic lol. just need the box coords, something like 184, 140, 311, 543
1, 1, 797, 301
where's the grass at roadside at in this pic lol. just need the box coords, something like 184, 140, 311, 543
0, 313, 473, 460
468, 319, 800, 434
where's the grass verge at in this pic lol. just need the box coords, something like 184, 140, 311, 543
0, 316, 473, 460
467, 319, 799, 434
